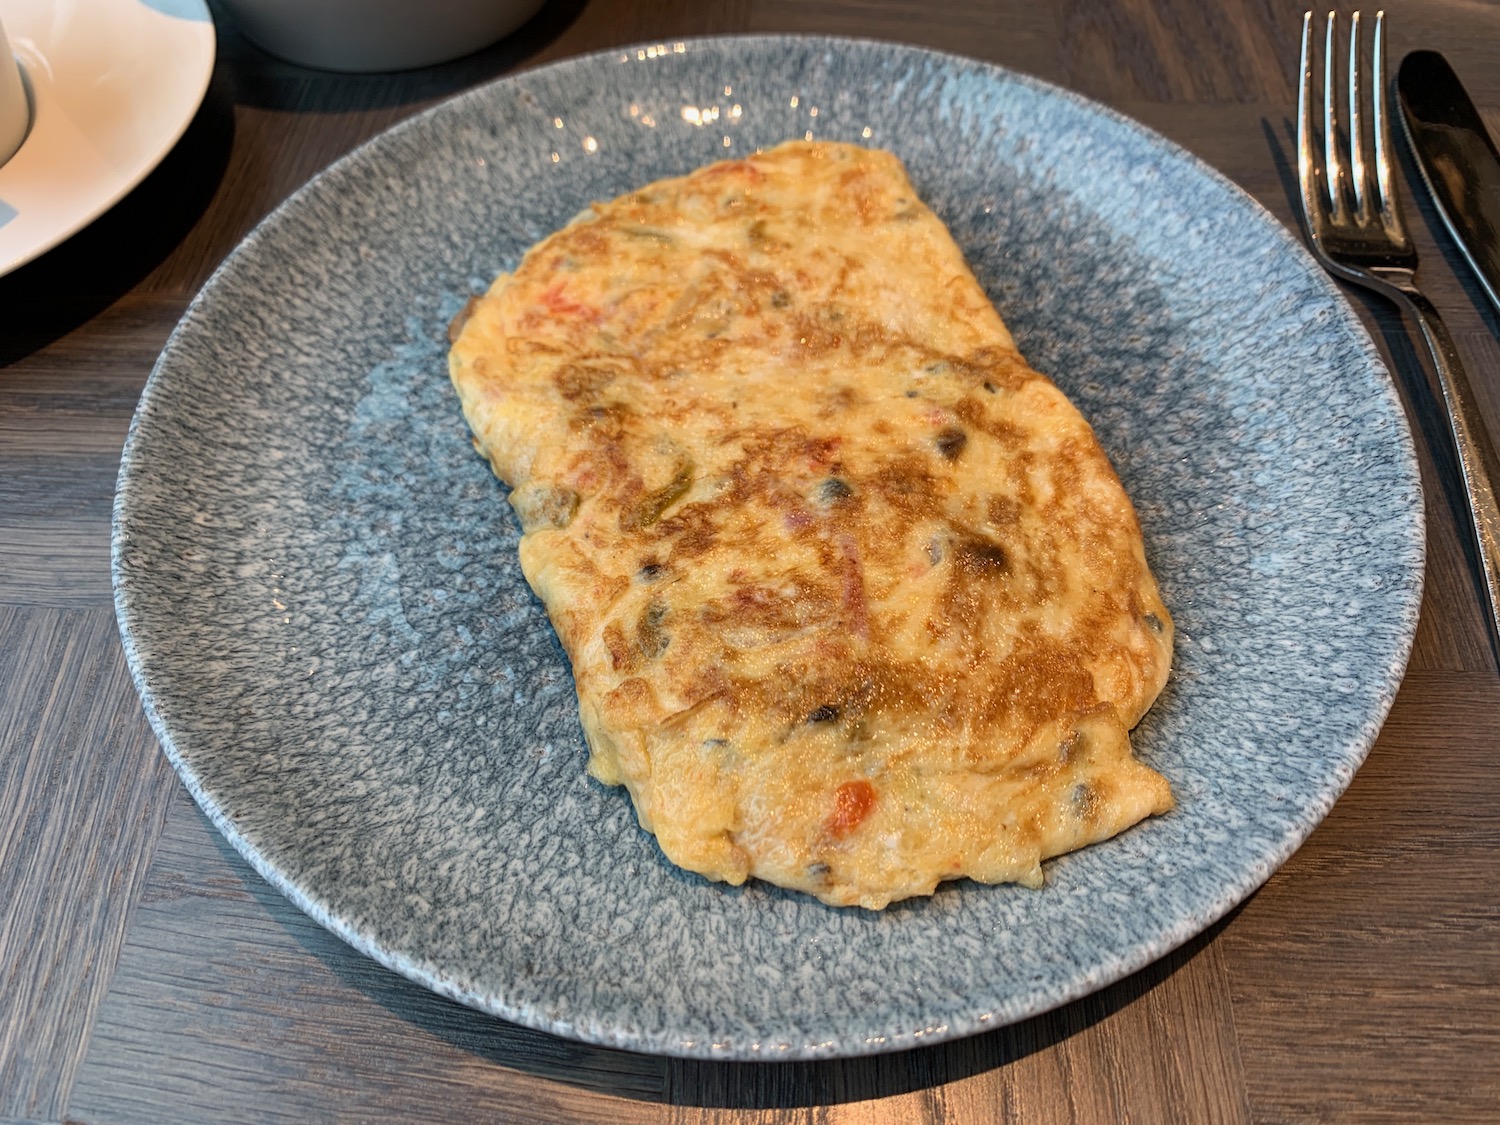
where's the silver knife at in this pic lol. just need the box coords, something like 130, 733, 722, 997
1397, 50, 1500, 320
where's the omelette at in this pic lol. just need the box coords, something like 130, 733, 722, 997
447, 140, 1173, 910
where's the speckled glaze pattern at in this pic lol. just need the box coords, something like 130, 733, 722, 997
112, 37, 1424, 1060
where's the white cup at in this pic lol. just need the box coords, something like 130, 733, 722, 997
0, 14, 29, 167
215, 0, 547, 73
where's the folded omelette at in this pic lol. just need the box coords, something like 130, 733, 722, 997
448, 140, 1173, 909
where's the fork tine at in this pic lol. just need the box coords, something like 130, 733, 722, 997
1290, 10, 1500, 660
1322, 11, 1350, 224
1296, 12, 1324, 231
1370, 10, 1406, 237
1347, 12, 1370, 219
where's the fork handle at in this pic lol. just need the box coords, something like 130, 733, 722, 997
1397, 286, 1500, 657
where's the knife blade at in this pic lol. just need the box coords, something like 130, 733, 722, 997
1396, 50, 1500, 320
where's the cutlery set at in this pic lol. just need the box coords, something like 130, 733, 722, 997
1296, 10, 1500, 655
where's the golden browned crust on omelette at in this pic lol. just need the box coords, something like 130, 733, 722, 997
449, 140, 1173, 909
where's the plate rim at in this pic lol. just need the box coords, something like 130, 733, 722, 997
112, 32, 1426, 1059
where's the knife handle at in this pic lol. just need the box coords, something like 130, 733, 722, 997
1398, 285, 1500, 658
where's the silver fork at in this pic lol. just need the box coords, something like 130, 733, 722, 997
1297, 9, 1500, 656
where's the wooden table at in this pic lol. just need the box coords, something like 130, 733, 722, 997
3, 1, 1497, 1121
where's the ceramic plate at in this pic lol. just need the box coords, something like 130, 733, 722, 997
0, 0, 215, 276
112, 38, 1424, 1059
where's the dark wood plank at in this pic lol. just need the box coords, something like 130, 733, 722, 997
0, 608, 175, 1121
0, 529, 116, 610
73, 782, 1251, 1123
663, 921, 1247, 1121
674, 936, 1252, 1123
1057, 0, 1296, 104
6, 0, 1500, 1120
747, 0, 1066, 84
0, 296, 182, 608
69, 790, 673, 1125
1059, 0, 1500, 109
1394, 0, 1500, 97
531, 0, 754, 60
989, 934, 1247, 1124
1223, 671, 1500, 1122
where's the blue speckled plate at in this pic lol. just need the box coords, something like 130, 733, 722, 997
112, 37, 1424, 1059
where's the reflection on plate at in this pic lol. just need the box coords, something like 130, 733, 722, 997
0, 0, 215, 276
112, 38, 1424, 1059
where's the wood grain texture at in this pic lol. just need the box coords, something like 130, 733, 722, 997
0, 296, 183, 607
72, 788, 1251, 1124
746, 0, 1066, 84
1223, 672, 1500, 1122
0, 609, 175, 1122
1056, 0, 1308, 105
69, 791, 670, 1125
2, 0, 1499, 1121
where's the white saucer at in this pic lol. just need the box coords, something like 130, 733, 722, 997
0, 0, 215, 277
